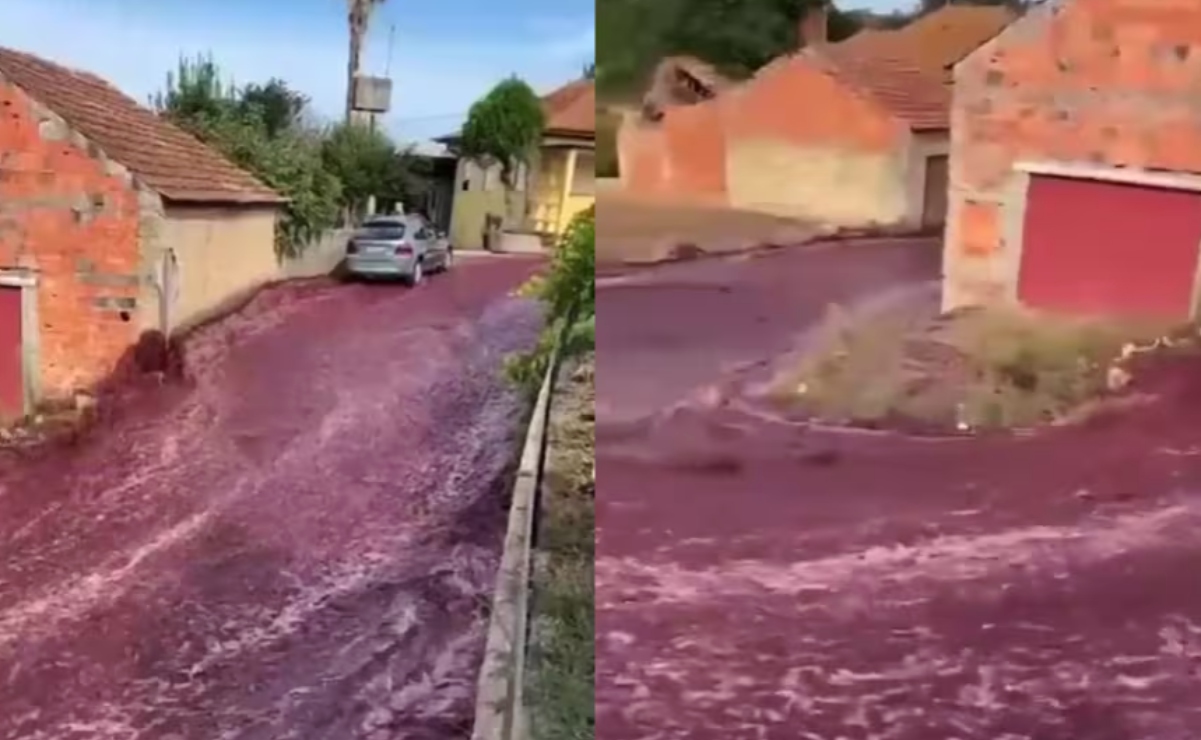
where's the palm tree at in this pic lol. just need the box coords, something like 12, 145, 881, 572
346, 0, 386, 123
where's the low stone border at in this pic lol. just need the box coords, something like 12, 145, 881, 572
471, 348, 561, 740
595, 224, 940, 280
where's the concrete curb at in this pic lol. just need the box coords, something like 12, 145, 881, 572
595, 226, 940, 281
471, 346, 561, 740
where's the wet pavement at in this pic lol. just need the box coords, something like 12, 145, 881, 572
0, 256, 542, 740
595, 238, 1201, 740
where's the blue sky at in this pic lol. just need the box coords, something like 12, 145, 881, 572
2, 0, 595, 144
1, 0, 912, 145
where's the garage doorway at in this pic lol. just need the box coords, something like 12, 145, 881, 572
1018, 173, 1201, 320
921, 155, 949, 229
0, 285, 23, 420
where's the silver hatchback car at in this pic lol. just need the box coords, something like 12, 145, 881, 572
345, 215, 453, 285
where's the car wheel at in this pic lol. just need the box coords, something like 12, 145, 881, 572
405, 260, 424, 287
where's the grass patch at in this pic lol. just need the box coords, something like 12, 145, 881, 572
528, 356, 594, 739
775, 304, 1181, 431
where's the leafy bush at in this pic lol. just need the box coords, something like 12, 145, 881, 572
777, 304, 1174, 431
190, 113, 342, 257
459, 77, 546, 229
154, 54, 423, 258
321, 123, 429, 222
506, 207, 596, 393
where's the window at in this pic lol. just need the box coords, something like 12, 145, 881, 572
356, 221, 406, 239
461, 160, 485, 191
571, 152, 596, 196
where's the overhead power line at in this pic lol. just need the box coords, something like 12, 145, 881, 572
389, 111, 469, 123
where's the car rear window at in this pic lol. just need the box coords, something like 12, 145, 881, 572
356, 222, 406, 239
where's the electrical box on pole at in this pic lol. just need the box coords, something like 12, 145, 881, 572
352, 75, 393, 114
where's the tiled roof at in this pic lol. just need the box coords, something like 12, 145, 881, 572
543, 78, 595, 137
834, 4, 1016, 81
0, 46, 283, 204
882, 4, 1016, 74
812, 45, 951, 130
811, 4, 1016, 131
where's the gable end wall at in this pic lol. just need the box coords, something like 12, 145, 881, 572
0, 72, 166, 398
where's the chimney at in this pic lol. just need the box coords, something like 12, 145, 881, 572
799, 2, 830, 48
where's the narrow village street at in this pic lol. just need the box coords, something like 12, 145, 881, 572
595, 239, 1201, 740
0, 257, 541, 740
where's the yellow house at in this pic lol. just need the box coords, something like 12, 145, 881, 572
442, 78, 596, 250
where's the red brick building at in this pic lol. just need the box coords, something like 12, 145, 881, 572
0, 47, 283, 419
619, 5, 1013, 228
946, 0, 1201, 320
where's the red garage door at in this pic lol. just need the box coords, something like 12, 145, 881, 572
1018, 175, 1201, 320
0, 288, 22, 419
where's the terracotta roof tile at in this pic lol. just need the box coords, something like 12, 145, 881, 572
543, 78, 595, 136
888, 4, 1016, 73
837, 4, 1015, 75
0, 46, 283, 204
810, 5, 1015, 131
812, 46, 951, 130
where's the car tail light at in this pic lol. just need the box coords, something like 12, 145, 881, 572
346, 241, 358, 254
394, 244, 413, 256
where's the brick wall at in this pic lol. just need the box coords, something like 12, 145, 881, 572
619, 57, 903, 208
946, 0, 1201, 306
0, 78, 142, 397
724, 58, 901, 149
662, 101, 728, 199
619, 118, 670, 196
619, 104, 728, 203
723, 59, 910, 221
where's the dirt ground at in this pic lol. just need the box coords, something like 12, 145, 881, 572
0, 257, 541, 740
595, 237, 1201, 740
595, 192, 818, 268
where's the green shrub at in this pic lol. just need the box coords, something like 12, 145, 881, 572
778, 305, 1174, 430
154, 54, 422, 258
506, 207, 596, 393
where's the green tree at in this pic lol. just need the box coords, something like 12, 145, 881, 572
239, 79, 308, 137
458, 76, 546, 229
321, 122, 425, 220
154, 56, 341, 258
596, 0, 862, 100
150, 53, 236, 122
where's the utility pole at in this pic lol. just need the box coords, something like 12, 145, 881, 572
346, 4, 394, 128
345, 0, 372, 124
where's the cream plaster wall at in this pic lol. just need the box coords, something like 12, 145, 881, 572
153, 205, 280, 332
726, 138, 910, 226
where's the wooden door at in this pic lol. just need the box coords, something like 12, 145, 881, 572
922, 155, 949, 229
